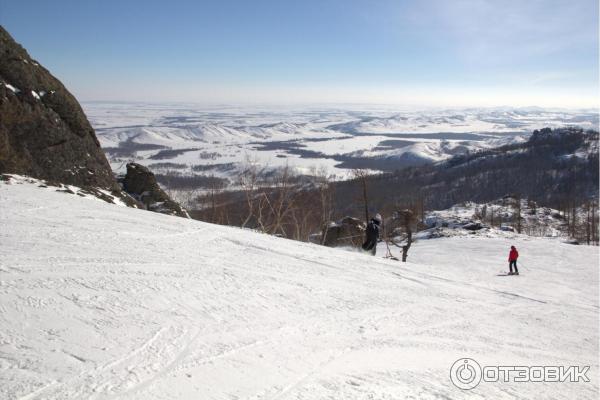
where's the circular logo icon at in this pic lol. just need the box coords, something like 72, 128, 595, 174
450, 358, 482, 390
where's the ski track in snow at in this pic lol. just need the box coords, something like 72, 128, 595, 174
0, 179, 598, 399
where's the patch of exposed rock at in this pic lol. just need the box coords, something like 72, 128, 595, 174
120, 163, 189, 218
0, 26, 118, 191
318, 216, 365, 247
0, 27, 190, 212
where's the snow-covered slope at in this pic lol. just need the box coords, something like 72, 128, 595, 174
1, 179, 598, 399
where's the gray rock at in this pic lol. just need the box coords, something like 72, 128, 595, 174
462, 222, 484, 231
0, 26, 117, 190
321, 216, 365, 247
121, 163, 188, 218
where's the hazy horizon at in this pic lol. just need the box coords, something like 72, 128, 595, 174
2, 0, 598, 108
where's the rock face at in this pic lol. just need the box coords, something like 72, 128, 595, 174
320, 216, 365, 247
0, 26, 116, 190
0, 27, 186, 215
121, 163, 188, 218
462, 222, 484, 231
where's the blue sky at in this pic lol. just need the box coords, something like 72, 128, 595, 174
1, 0, 598, 107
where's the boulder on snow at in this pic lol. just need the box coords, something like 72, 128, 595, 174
462, 222, 484, 231
320, 216, 365, 247
121, 163, 188, 218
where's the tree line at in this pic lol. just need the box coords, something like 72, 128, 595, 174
185, 127, 598, 246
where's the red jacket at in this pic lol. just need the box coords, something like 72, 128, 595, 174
509, 248, 519, 261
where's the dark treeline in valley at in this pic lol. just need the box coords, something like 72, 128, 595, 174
189, 127, 599, 245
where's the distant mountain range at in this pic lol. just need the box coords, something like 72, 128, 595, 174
85, 102, 598, 190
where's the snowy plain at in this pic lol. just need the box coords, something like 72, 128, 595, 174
1, 177, 598, 399
84, 103, 598, 183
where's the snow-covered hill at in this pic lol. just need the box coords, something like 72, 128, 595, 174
84, 103, 598, 187
1, 178, 598, 399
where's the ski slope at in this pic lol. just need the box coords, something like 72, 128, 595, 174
1, 178, 598, 399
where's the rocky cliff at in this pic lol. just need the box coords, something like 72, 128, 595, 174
0, 25, 117, 189
0, 26, 188, 217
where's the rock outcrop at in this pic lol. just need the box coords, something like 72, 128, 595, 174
0, 26, 117, 190
120, 163, 188, 218
0, 27, 190, 215
320, 216, 365, 247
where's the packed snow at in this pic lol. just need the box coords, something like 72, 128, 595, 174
1, 178, 598, 399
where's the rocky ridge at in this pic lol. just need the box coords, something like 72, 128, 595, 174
0, 26, 187, 216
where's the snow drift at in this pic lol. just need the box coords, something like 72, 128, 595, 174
0, 177, 598, 399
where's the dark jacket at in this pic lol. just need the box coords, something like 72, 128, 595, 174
365, 219, 380, 242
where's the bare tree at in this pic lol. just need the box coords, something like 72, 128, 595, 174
240, 163, 302, 237
238, 155, 264, 229
582, 198, 599, 245
389, 209, 417, 262
584, 199, 592, 245
160, 167, 179, 203
206, 173, 228, 224
308, 165, 336, 245
592, 199, 599, 245
514, 194, 522, 234
265, 164, 296, 236
352, 169, 370, 223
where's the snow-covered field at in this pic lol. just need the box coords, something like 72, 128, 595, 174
1, 178, 598, 399
84, 102, 598, 184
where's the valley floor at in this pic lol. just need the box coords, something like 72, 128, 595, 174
1, 178, 598, 399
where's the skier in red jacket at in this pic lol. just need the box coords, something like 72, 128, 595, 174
508, 246, 519, 275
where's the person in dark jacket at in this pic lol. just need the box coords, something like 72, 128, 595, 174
362, 213, 382, 255
508, 245, 519, 275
